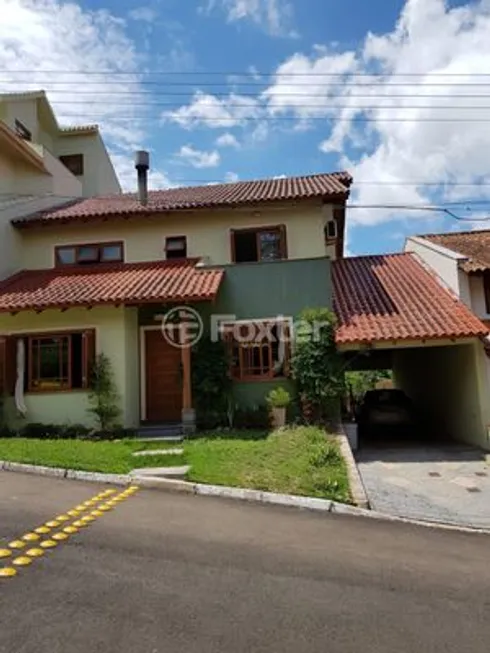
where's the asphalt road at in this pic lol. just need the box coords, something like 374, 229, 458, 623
1, 472, 490, 653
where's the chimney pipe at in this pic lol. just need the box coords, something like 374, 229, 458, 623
135, 150, 150, 206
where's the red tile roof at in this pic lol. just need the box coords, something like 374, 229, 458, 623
332, 253, 488, 346
13, 171, 352, 228
422, 231, 490, 273
0, 260, 223, 313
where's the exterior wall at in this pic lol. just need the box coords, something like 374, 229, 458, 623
405, 237, 463, 296
55, 132, 121, 196
38, 147, 82, 198
393, 342, 490, 449
468, 275, 490, 319
0, 307, 140, 429
1, 98, 39, 141
124, 308, 140, 428
21, 202, 335, 269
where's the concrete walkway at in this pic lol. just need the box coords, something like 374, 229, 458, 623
356, 446, 490, 529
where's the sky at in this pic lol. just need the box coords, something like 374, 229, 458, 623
1, 0, 490, 255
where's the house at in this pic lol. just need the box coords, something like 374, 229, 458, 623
0, 164, 352, 431
0, 90, 121, 283
0, 91, 121, 201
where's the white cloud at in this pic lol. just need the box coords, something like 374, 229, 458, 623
0, 0, 172, 191
109, 152, 174, 191
163, 90, 261, 129
261, 0, 490, 227
128, 6, 157, 22
216, 132, 241, 148
225, 171, 239, 182
204, 0, 296, 37
177, 145, 221, 168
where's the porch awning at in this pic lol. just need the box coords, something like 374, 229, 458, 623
0, 259, 224, 313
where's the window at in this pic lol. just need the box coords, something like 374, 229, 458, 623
222, 320, 291, 381
231, 226, 287, 263
484, 272, 490, 314
165, 236, 187, 260
59, 154, 84, 176
0, 331, 95, 394
14, 119, 32, 142
325, 219, 337, 240
55, 242, 124, 266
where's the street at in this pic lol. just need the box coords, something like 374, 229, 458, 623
0, 472, 489, 653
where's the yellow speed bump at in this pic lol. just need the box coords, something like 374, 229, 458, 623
105, 489, 117, 495
98, 504, 112, 512
63, 526, 78, 535
55, 515, 70, 522
9, 540, 26, 549
72, 520, 88, 528
0, 549, 12, 559
22, 533, 41, 542
75, 505, 86, 511
39, 540, 57, 549
90, 510, 104, 517
0, 567, 17, 578
25, 548, 44, 558
45, 520, 60, 528
51, 532, 69, 542
67, 510, 79, 517
12, 556, 32, 567
80, 516, 95, 524
35, 526, 51, 535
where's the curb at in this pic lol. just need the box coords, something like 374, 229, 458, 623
0, 460, 130, 486
2, 461, 490, 535
334, 427, 370, 509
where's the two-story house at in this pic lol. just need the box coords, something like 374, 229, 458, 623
0, 166, 352, 431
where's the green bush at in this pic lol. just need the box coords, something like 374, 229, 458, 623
233, 404, 269, 429
266, 386, 291, 408
88, 353, 122, 431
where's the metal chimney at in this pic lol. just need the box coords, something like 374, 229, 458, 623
135, 150, 150, 206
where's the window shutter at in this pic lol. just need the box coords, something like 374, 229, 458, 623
279, 224, 288, 259
230, 230, 237, 263
82, 329, 96, 389
0, 336, 18, 396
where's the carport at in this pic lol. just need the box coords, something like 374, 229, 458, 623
332, 253, 490, 450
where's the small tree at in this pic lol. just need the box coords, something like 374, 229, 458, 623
192, 337, 232, 429
88, 353, 121, 431
291, 308, 344, 423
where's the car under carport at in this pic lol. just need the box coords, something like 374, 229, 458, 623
333, 252, 490, 450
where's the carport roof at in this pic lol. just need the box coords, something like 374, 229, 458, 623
332, 253, 488, 346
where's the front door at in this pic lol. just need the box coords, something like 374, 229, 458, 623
144, 329, 182, 422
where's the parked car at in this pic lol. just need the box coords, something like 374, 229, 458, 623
356, 389, 417, 442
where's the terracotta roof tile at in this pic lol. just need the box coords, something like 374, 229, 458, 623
422, 231, 490, 273
333, 253, 487, 345
0, 260, 223, 313
12, 171, 352, 228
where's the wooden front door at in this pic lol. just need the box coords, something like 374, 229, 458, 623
144, 329, 182, 422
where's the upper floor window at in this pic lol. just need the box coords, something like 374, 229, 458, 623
15, 119, 32, 142
165, 236, 187, 260
231, 225, 287, 263
59, 154, 84, 176
55, 242, 124, 267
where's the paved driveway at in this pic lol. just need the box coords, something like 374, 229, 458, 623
356, 447, 490, 528
2, 471, 490, 652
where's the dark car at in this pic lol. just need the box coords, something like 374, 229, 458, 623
356, 389, 417, 442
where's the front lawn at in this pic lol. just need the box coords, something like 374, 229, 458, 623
186, 426, 351, 503
0, 439, 185, 474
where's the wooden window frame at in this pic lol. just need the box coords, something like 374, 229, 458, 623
223, 320, 291, 382
1, 330, 98, 394
165, 236, 187, 260
15, 119, 32, 142
59, 153, 84, 176
230, 225, 288, 263
29, 334, 71, 392
55, 241, 124, 267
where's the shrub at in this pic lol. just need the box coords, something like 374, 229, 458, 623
88, 353, 122, 431
266, 386, 291, 409
233, 404, 269, 429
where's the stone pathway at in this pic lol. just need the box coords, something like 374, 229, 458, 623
356, 447, 490, 529
132, 448, 184, 457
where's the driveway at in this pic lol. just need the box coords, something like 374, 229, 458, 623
356, 446, 490, 528
1, 471, 490, 652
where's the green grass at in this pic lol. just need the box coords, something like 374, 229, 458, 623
0, 438, 184, 474
186, 426, 351, 503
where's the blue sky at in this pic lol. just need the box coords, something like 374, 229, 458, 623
1, 0, 490, 256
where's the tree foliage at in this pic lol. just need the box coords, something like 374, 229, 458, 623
88, 353, 122, 431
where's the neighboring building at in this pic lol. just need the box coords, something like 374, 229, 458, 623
0, 91, 121, 200
0, 171, 351, 430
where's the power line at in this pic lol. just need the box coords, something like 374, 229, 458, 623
50, 115, 490, 123
4, 69, 490, 77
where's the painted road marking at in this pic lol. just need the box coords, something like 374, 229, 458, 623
0, 485, 140, 580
